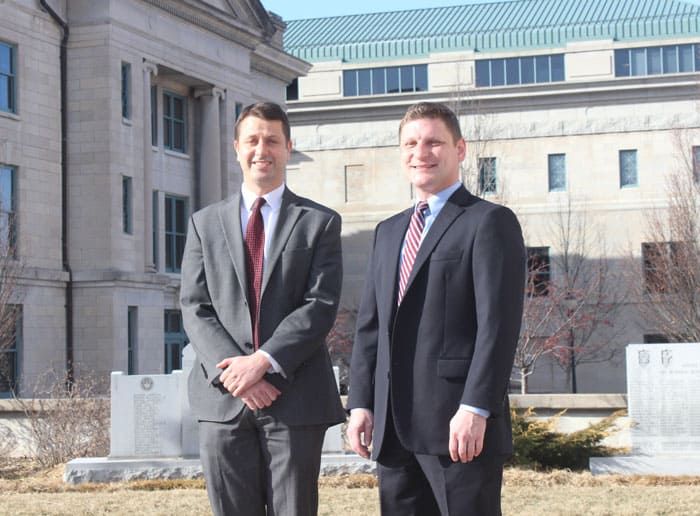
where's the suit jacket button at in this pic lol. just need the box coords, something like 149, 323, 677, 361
244, 342, 253, 350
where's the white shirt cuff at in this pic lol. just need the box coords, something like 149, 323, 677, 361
257, 350, 286, 378
459, 404, 490, 418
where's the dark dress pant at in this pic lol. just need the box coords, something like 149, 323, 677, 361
377, 409, 505, 516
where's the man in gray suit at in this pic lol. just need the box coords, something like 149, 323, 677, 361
180, 102, 345, 516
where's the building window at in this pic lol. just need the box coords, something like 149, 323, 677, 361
692, 146, 700, 182
286, 79, 299, 101
0, 305, 21, 398
163, 91, 187, 153
527, 247, 550, 297
643, 333, 670, 344
151, 85, 157, 145
0, 165, 16, 252
165, 195, 187, 273
619, 149, 638, 188
343, 64, 427, 97
121, 62, 131, 120
478, 157, 497, 194
164, 310, 189, 374
548, 154, 566, 192
235, 102, 243, 121
642, 241, 686, 293
476, 54, 564, 87
152, 190, 159, 269
615, 44, 699, 77
122, 176, 132, 234
127, 306, 137, 374
0, 42, 16, 114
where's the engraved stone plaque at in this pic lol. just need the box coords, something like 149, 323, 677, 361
626, 343, 700, 455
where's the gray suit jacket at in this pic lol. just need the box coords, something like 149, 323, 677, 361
180, 187, 345, 426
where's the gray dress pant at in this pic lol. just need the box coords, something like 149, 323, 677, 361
199, 408, 327, 516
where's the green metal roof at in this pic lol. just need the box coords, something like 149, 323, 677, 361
283, 0, 700, 63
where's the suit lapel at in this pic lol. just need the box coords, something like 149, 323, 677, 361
261, 188, 303, 294
379, 209, 412, 318
404, 187, 471, 293
218, 193, 249, 298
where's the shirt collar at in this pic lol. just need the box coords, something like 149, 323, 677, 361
420, 181, 461, 218
241, 182, 285, 213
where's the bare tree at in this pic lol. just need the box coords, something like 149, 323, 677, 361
0, 218, 23, 396
640, 130, 700, 340
515, 200, 627, 394
326, 307, 357, 395
547, 199, 627, 393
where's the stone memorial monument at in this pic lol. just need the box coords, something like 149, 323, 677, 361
590, 343, 700, 475
64, 346, 368, 483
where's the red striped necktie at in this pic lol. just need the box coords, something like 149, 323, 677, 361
244, 197, 265, 349
397, 200, 429, 305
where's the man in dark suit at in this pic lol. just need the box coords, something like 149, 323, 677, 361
180, 102, 345, 516
347, 102, 525, 515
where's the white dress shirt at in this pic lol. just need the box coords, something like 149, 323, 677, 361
240, 182, 285, 376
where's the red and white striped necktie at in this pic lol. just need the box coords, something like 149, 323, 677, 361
397, 201, 429, 305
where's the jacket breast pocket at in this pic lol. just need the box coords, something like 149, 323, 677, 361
430, 249, 463, 262
437, 358, 471, 378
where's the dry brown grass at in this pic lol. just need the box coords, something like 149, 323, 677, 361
1, 459, 700, 515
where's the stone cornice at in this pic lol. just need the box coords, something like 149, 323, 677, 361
141, 0, 270, 50
251, 44, 311, 83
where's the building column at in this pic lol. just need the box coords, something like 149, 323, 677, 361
142, 60, 158, 272
196, 87, 226, 208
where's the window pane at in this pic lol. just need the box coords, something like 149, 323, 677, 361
174, 121, 185, 151
175, 199, 186, 233
175, 97, 185, 120
679, 44, 693, 72
151, 87, 157, 145
358, 69, 371, 96
631, 47, 646, 76
520, 57, 535, 84
371, 68, 386, 95
506, 58, 519, 85
175, 235, 186, 271
386, 67, 400, 93
695, 44, 700, 71
663, 46, 678, 73
646, 47, 662, 75
0, 77, 9, 112
400, 66, 413, 92
414, 65, 428, 91
548, 154, 566, 191
0, 45, 11, 75
475, 60, 491, 87
163, 94, 171, 117
343, 70, 357, 96
535, 56, 549, 82
0, 167, 13, 212
165, 197, 173, 232
478, 157, 497, 193
550, 54, 565, 81
165, 234, 173, 270
615, 49, 630, 77
619, 150, 638, 187
491, 59, 505, 86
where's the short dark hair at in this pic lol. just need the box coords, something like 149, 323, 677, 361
399, 102, 463, 143
235, 102, 291, 142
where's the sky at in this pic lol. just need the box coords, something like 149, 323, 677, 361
262, 0, 700, 22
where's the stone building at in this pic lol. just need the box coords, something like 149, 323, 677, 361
282, 0, 700, 392
0, 0, 307, 395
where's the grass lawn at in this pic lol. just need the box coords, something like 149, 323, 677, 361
1, 460, 700, 515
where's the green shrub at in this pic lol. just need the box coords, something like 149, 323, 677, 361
510, 408, 624, 470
